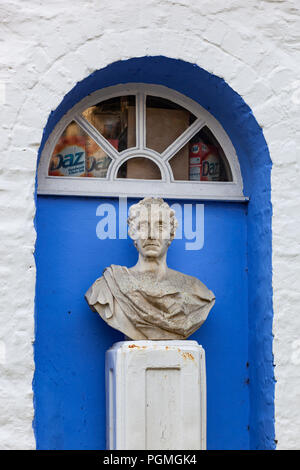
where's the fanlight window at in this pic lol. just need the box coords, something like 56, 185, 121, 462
38, 84, 244, 200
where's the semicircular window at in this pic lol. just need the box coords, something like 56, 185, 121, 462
38, 85, 244, 200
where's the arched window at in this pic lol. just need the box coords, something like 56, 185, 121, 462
37, 84, 244, 200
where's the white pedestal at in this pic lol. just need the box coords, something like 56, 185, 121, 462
105, 340, 206, 450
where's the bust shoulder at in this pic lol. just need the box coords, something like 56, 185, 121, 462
166, 267, 214, 298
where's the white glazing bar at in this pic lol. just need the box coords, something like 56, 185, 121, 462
136, 92, 146, 150
74, 114, 119, 161
161, 117, 206, 162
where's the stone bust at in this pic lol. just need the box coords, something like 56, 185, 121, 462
85, 197, 215, 340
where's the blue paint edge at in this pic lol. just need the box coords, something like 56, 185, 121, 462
33, 56, 275, 450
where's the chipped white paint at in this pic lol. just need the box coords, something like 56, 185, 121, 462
0, 0, 299, 449
106, 340, 206, 450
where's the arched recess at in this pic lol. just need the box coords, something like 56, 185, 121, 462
33, 57, 274, 450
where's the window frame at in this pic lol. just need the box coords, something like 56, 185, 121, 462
37, 83, 245, 201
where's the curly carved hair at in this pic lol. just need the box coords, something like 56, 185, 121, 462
128, 197, 178, 240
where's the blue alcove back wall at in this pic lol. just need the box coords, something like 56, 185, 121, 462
34, 56, 274, 450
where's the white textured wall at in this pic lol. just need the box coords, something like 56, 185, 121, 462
0, 0, 299, 449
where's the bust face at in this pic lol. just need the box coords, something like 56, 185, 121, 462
131, 206, 173, 259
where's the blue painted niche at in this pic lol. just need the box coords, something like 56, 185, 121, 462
33, 56, 274, 450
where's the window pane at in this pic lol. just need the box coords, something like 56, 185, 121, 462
169, 126, 232, 182
146, 96, 196, 153
48, 121, 112, 178
82, 96, 136, 151
117, 157, 161, 180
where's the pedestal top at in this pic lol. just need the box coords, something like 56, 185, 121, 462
108, 339, 204, 352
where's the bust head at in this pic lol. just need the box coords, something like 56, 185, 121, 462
128, 197, 178, 259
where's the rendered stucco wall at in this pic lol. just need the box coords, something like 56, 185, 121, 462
0, 0, 299, 449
